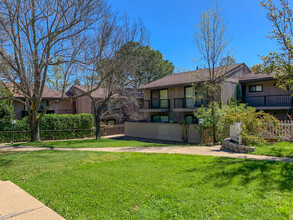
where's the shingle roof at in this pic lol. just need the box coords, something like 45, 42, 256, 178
141, 63, 245, 89
71, 85, 108, 98
71, 85, 143, 99
3, 82, 65, 99
239, 72, 276, 83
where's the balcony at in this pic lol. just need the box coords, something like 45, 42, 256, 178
245, 94, 292, 109
174, 98, 207, 111
140, 99, 170, 112
21, 110, 55, 118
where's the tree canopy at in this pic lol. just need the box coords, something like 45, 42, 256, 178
115, 42, 174, 88
252, 0, 293, 90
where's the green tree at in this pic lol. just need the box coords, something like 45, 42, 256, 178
252, 0, 293, 90
115, 42, 174, 88
0, 83, 14, 131
220, 55, 236, 66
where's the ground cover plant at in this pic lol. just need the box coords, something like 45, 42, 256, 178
251, 142, 293, 158
0, 151, 292, 219
14, 138, 177, 148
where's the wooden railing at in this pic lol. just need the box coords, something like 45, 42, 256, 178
142, 99, 170, 109
100, 124, 125, 136
173, 98, 207, 108
245, 94, 292, 107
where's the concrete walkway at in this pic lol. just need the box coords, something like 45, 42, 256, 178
1, 145, 293, 163
0, 180, 64, 220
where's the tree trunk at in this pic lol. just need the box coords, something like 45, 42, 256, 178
95, 114, 101, 140
30, 120, 41, 142
211, 90, 217, 144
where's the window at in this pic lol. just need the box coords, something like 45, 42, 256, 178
151, 89, 169, 108
151, 115, 169, 123
185, 115, 198, 124
184, 86, 206, 107
151, 89, 168, 99
249, 85, 263, 92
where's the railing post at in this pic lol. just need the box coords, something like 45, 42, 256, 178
264, 96, 266, 106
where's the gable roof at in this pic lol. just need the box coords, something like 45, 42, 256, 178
69, 85, 108, 98
141, 63, 246, 89
3, 82, 65, 99
69, 85, 144, 99
239, 72, 276, 83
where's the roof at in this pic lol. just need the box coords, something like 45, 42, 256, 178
141, 63, 245, 89
70, 85, 109, 98
70, 85, 143, 99
239, 72, 276, 83
3, 82, 65, 99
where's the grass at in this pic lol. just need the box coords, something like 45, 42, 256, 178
252, 142, 293, 158
1, 151, 293, 219
13, 138, 179, 148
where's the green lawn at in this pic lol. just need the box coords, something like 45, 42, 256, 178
252, 142, 293, 158
14, 138, 177, 148
0, 151, 292, 219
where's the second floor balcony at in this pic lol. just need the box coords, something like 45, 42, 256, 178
245, 94, 292, 108
174, 98, 207, 109
141, 99, 170, 112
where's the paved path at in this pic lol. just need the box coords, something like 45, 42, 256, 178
1, 145, 293, 163
0, 180, 64, 220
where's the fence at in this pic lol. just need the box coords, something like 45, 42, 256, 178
125, 122, 202, 144
262, 121, 293, 141
0, 129, 94, 143
100, 124, 125, 136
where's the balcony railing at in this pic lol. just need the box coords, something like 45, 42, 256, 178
174, 98, 207, 109
143, 99, 170, 109
22, 110, 55, 118
245, 94, 292, 107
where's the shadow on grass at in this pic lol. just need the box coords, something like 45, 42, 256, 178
0, 152, 13, 167
194, 157, 293, 192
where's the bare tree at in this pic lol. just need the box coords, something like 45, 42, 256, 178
194, 5, 230, 143
0, 0, 119, 141
83, 13, 149, 139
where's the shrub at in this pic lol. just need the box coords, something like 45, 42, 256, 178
0, 113, 94, 142
217, 103, 279, 146
194, 102, 225, 130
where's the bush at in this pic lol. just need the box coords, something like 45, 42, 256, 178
0, 113, 94, 142
217, 103, 279, 146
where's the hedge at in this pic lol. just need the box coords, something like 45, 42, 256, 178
0, 114, 95, 143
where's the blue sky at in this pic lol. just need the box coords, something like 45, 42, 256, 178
110, 0, 280, 72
